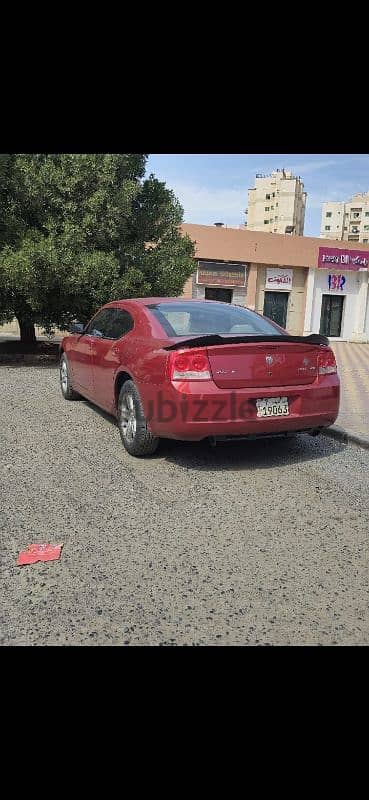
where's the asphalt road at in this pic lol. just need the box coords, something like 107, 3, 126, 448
1, 365, 369, 646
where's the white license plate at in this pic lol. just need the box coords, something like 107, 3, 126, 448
256, 396, 289, 417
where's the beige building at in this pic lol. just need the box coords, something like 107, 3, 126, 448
181, 223, 369, 342
246, 169, 306, 236
320, 192, 369, 244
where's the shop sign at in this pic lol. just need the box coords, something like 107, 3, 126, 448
265, 268, 293, 291
197, 261, 246, 287
318, 247, 368, 270
328, 274, 346, 291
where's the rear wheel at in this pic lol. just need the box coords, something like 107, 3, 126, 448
118, 380, 159, 457
60, 353, 82, 400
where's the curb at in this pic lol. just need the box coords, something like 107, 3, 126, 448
323, 425, 369, 451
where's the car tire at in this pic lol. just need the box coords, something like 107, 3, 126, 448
118, 380, 159, 457
60, 353, 82, 400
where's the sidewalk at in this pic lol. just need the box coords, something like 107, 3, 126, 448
327, 342, 369, 449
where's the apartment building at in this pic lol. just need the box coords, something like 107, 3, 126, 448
320, 192, 369, 244
246, 169, 306, 235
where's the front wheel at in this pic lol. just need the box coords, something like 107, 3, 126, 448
118, 380, 159, 457
60, 353, 82, 400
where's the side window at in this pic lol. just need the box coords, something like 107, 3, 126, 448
107, 309, 134, 340
85, 309, 114, 338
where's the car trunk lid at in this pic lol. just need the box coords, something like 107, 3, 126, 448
206, 341, 321, 388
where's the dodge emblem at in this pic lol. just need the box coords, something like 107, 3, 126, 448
266, 355, 274, 366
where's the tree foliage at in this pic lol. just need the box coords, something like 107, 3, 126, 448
0, 154, 195, 341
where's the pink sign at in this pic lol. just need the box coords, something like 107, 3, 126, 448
318, 247, 369, 270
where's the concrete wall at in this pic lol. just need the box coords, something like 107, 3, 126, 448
0, 319, 67, 338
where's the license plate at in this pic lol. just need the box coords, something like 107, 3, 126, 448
256, 396, 289, 417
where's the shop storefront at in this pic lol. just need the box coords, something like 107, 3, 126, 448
304, 246, 369, 342
262, 267, 293, 328
255, 266, 307, 336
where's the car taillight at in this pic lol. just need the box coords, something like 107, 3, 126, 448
318, 348, 337, 375
168, 348, 212, 381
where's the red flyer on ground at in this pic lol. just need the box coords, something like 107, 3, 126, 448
17, 543, 63, 566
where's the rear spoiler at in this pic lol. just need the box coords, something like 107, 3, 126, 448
164, 333, 330, 351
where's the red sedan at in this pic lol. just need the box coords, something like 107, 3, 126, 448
59, 298, 340, 457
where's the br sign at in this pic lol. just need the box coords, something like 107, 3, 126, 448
328, 274, 346, 291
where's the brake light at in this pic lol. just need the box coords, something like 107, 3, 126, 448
318, 348, 337, 375
168, 348, 212, 381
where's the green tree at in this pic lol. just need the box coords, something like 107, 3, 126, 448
0, 154, 195, 345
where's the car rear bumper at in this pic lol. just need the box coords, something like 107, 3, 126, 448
141, 377, 340, 441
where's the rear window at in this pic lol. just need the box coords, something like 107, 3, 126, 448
148, 301, 280, 337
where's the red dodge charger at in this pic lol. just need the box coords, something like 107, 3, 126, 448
59, 298, 340, 457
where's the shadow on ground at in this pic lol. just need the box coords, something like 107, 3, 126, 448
159, 432, 346, 472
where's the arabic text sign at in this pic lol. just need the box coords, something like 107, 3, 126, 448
265, 268, 293, 291
318, 247, 369, 270
197, 261, 246, 286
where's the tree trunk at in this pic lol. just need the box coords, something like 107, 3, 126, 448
16, 317, 37, 347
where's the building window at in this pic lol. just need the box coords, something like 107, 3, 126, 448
265, 206, 269, 211
364, 225, 369, 231
325, 226, 331, 231
348, 235, 359, 241
271, 206, 274, 210
264, 220, 269, 225
205, 287, 233, 303
365, 212, 369, 217
266, 194, 271, 200
344, 227, 348, 231
272, 193, 275, 198
363, 239, 368, 243
326, 212, 332, 217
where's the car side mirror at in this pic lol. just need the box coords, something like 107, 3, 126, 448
69, 321, 85, 334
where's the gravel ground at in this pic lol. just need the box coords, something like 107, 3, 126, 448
1, 365, 369, 646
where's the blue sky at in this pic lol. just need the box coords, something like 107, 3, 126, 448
146, 154, 369, 237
